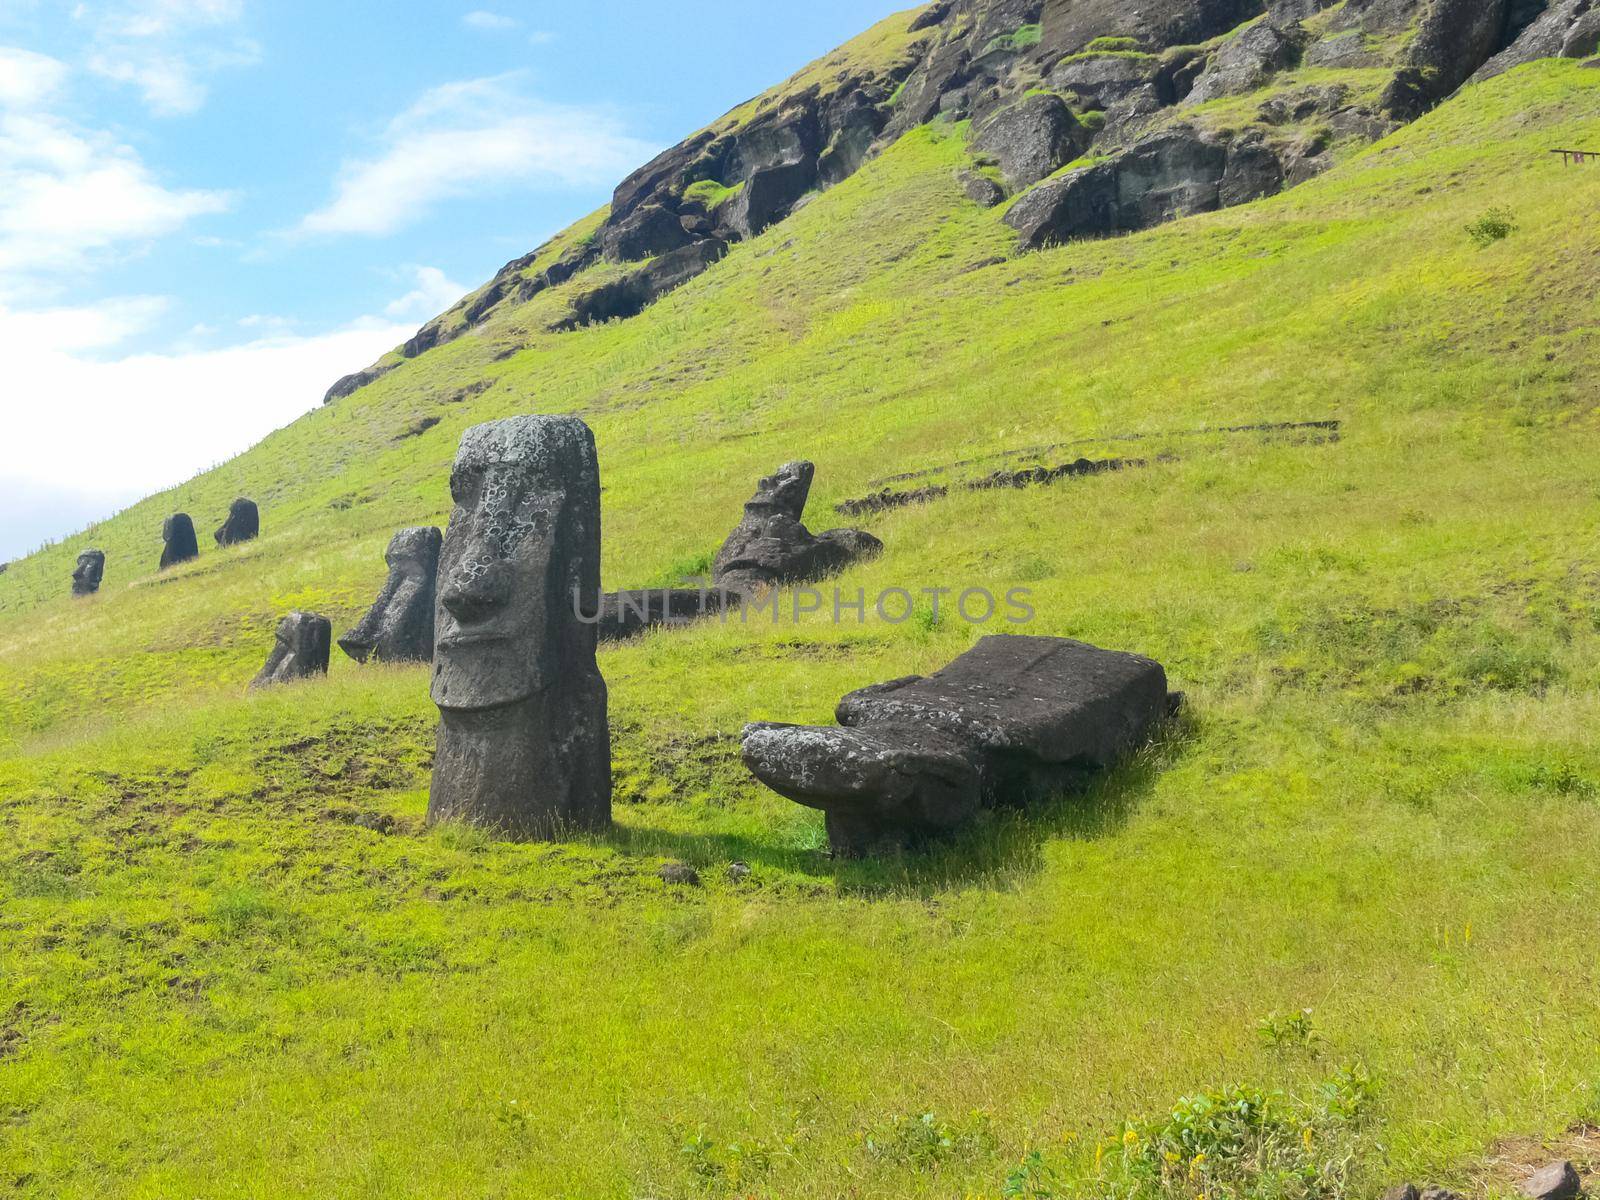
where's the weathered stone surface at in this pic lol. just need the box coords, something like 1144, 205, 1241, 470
721, 161, 817, 239
428, 415, 611, 840
1477, 0, 1600, 78
159, 514, 199, 571
711, 461, 883, 597
1380, 1186, 1420, 1200
71, 550, 105, 597
726, 860, 752, 882
1185, 19, 1302, 105
973, 93, 1086, 188
601, 202, 695, 262
552, 240, 728, 331
595, 586, 734, 642
1305, 30, 1384, 67
1382, 0, 1511, 116
1419, 1188, 1466, 1200
1521, 1162, 1582, 1200
743, 635, 1172, 856
1219, 133, 1285, 206
658, 862, 701, 885
214, 498, 259, 547
339, 526, 443, 664
1048, 52, 1162, 109
250, 611, 332, 689
959, 169, 1007, 207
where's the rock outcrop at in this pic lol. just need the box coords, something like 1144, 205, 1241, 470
1382, 0, 1513, 116
973, 93, 1087, 187
71, 550, 104, 597
159, 514, 199, 571
551, 240, 728, 331
250, 611, 332, 689
712, 461, 882, 597
743, 635, 1174, 855
339, 526, 443, 664
214, 498, 259, 548
428, 415, 612, 840
1476, 0, 1600, 78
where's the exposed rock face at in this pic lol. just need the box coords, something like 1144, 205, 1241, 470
973, 93, 1086, 187
1382, 0, 1513, 116
159, 514, 199, 571
552, 240, 728, 331
743, 635, 1172, 855
71, 550, 105, 597
1477, 0, 1600, 77
339, 526, 443, 664
250, 611, 332, 689
1185, 19, 1304, 105
595, 587, 734, 642
214, 498, 259, 547
711, 461, 883, 597
428, 415, 611, 840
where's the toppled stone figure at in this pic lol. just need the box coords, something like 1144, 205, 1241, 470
712, 461, 882, 598
214, 498, 260, 547
742, 636, 1174, 856
71, 550, 105, 596
338, 526, 443, 664
427, 414, 612, 840
159, 513, 199, 570
595, 585, 735, 643
250, 611, 332, 689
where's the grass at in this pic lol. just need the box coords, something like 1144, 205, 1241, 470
681, 179, 744, 210
3, 56, 1600, 1198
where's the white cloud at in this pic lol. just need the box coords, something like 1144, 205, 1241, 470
383, 265, 467, 320
0, 46, 68, 107
298, 73, 654, 237
74, 0, 256, 115
463, 10, 518, 31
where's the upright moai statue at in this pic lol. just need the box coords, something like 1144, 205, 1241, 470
159, 514, 199, 570
215, 498, 260, 547
71, 550, 105, 596
339, 526, 443, 664
427, 415, 612, 839
250, 611, 332, 689
712, 460, 882, 597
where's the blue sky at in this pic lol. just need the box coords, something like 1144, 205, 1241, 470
0, 0, 911, 560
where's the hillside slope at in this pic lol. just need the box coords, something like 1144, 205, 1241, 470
3, 41, 1600, 1200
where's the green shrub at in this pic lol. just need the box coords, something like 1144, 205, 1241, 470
682, 179, 744, 210
1087, 35, 1143, 52
1466, 207, 1517, 246
1079, 109, 1107, 132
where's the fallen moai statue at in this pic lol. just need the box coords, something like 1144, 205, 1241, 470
214, 498, 260, 547
595, 585, 735, 643
712, 460, 882, 598
339, 526, 443, 664
742, 635, 1175, 856
71, 550, 105, 597
159, 513, 199, 570
250, 611, 332, 689
428, 414, 612, 839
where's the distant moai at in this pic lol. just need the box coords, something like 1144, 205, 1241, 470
214, 498, 260, 547
339, 526, 443, 664
71, 550, 105, 596
159, 514, 199, 570
250, 612, 332, 689
427, 415, 612, 840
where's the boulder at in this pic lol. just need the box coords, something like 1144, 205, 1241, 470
959, 169, 1008, 207
553, 240, 728, 331
1305, 31, 1385, 67
214, 498, 259, 548
1048, 53, 1162, 109
1382, 0, 1511, 117
658, 862, 701, 885
428, 415, 612, 840
1219, 134, 1285, 206
1521, 1162, 1582, 1200
1477, 0, 1600, 78
601, 202, 695, 262
972, 93, 1087, 188
721, 161, 817, 239
1185, 20, 1302, 106
742, 635, 1173, 856
339, 526, 443, 664
71, 550, 104, 597
250, 611, 332, 689
711, 461, 883, 597
159, 513, 199, 571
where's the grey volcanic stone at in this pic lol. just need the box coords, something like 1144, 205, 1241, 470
250, 611, 332, 689
1305, 31, 1383, 68
1049, 53, 1161, 109
596, 586, 734, 642
722, 161, 817, 239
159, 514, 199, 570
959, 169, 1007, 207
71, 550, 105, 597
1478, 0, 1600, 78
427, 415, 611, 840
973, 93, 1086, 188
743, 635, 1172, 856
553, 240, 727, 331
658, 862, 701, 885
601, 202, 695, 262
1382, 0, 1511, 116
1521, 1162, 1581, 1200
1380, 1186, 1420, 1200
712, 461, 882, 597
214, 498, 259, 548
1186, 20, 1302, 105
339, 526, 443, 664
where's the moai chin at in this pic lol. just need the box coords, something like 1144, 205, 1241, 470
71, 550, 105, 597
427, 414, 612, 840
159, 513, 199, 570
339, 526, 443, 664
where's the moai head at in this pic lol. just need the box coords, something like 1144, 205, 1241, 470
339, 526, 443, 664
215, 498, 260, 547
160, 513, 199, 570
432, 415, 602, 712
748, 461, 814, 521
250, 611, 332, 689
71, 550, 105, 597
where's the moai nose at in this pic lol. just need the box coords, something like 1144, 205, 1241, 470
441, 557, 514, 624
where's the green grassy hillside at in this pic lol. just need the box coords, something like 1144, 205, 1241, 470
3, 59, 1600, 1199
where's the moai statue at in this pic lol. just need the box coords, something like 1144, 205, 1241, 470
427, 415, 612, 839
339, 526, 443, 664
71, 550, 105, 596
712, 460, 882, 597
159, 513, 199, 570
250, 611, 332, 689
215, 498, 260, 547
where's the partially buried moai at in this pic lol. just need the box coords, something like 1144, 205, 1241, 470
71, 550, 105, 596
427, 414, 611, 840
338, 526, 443, 664
250, 611, 332, 689
214, 498, 259, 547
159, 513, 199, 570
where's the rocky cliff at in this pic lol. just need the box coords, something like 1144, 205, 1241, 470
324, 0, 1595, 404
